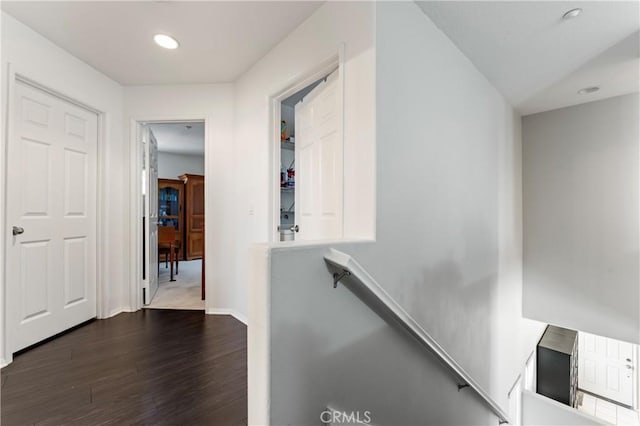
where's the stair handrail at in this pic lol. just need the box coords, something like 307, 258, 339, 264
324, 248, 510, 425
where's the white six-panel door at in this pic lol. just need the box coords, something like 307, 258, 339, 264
579, 331, 635, 407
294, 70, 343, 240
143, 126, 159, 304
6, 80, 97, 353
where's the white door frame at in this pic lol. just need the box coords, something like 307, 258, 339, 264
128, 116, 209, 311
268, 46, 345, 243
1, 65, 108, 366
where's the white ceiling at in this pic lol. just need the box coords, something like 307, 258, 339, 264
417, 1, 640, 115
520, 30, 639, 115
149, 122, 204, 155
4, 1, 637, 114
1, 1, 324, 85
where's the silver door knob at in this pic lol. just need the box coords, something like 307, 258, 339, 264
12, 226, 24, 236
290, 225, 299, 233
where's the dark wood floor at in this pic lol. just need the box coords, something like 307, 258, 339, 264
1, 310, 247, 426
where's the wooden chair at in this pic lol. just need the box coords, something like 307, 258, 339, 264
158, 226, 179, 281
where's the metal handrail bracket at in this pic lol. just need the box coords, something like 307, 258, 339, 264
324, 248, 511, 424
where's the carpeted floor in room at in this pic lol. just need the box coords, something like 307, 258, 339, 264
148, 259, 205, 310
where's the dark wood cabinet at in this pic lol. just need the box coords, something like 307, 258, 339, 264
180, 174, 204, 261
158, 179, 184, 260
537, 325, 578, 407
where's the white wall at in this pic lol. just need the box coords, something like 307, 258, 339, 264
250, 242, 499, 425
369, 1, 545, 409
157, 152, 204, 180
521, 391, 607, 426
234, 1, 376, 319
522, 94, 640, 344
1, 12, 128, 363
123, 84, 237, 318
248, 1, 545, 422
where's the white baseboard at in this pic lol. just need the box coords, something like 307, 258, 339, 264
206, 308, 248, 325
106, 306, 135, 319
107, 308, 124, 318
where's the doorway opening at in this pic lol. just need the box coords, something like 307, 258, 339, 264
532, 324, 639, 425
138, 120, 206, 311
270, 52, 344, 243
277, 77, 323, 241
575, 331, 639, 424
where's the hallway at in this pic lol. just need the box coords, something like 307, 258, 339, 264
1, 310, 247, 425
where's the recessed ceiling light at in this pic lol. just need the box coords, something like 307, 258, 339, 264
563, 8, 582, 20
154, 34, 179, 49
578, 86, 600, 95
